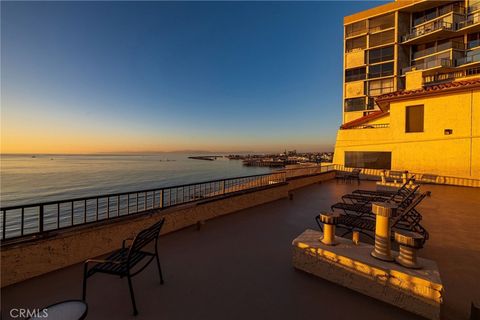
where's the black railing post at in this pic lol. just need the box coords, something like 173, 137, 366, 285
3, 210, 7, 240
159, 189, 163, 209
39, 205, 44, 233
21, 208, 25, 236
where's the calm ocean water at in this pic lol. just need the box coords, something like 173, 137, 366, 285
0, 154, 271, 207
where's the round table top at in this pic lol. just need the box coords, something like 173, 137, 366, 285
30, 300, 88, 320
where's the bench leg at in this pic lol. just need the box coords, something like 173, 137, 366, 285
127, 274, 138, 316
155, 252, 164, 285
82, 263, 88, 301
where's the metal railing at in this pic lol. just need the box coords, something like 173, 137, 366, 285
402, 20, 454, 42
333, 164, 480, 188
412, 41, 464, 60
423, 66, 480, 85
0, 172, 287, 241
456, 51, 480, 66
340, 123, 389, 130
282, 164, 335, 179
402, 57, 453, 75
458, 12, 480, 29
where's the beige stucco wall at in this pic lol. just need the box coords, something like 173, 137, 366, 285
1, 172, 335, 287
345, 80, 365, 98
345, 50, 365, 69
333, 89, 480, 180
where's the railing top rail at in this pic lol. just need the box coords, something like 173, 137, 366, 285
0, 171, 286, 211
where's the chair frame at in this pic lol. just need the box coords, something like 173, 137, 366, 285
82, 218, 165, 316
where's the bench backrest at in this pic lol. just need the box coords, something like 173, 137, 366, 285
129, 218, 165, 256
389, 170, 406, 179
420, 174, 438, 183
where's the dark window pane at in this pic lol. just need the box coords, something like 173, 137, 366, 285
406, 105, 424, 132
345, 151, 392, 169
345, 67, 366, 82
345, 98, 366, 112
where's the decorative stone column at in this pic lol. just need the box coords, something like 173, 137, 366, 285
319, 212, 340, 246
394, 230, 424, 269
371, 202, 397, 261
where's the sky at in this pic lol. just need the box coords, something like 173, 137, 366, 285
1, 1, 386, 154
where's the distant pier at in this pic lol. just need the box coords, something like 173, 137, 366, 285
188, 156, 223, 161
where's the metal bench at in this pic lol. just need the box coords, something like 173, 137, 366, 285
418, 173, 439, 184
82, 218, 166, 316
337, 168, 361, 185
385, 170, 407, 183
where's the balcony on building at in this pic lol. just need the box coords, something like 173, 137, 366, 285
402, 55, 455, 75
402, 2, 465, 44
411, 39, 464, 61
457, 11, 480, 33
423, 65, 480, 85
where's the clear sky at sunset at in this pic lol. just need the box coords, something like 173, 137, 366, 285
1, 1, 386, 154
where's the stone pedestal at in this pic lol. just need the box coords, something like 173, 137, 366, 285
318, 212, 340, 246
371, 202, 396, 262
292, 229, 443, 320
395, 230, 424, 269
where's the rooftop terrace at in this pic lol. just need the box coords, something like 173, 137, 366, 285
2, 179, 479, 320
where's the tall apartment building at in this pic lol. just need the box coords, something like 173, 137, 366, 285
342, 0, 480, 124
334, 0, 480, 180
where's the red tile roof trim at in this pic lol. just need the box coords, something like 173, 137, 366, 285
375, 78, 480, 109
340, 110, 388, 129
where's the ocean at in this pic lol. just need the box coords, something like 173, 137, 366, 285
0, 154, 272, 207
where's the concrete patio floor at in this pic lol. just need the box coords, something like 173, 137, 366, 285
2, 179, 479, 320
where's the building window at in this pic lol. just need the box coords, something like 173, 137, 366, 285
368, 62, 394, 79
345, 151, 392, 170
406, 105, 424, 132
467, 32, 480, 49
368, 78, 394, 96
345, 21, 367, 38
368, 46, 394, 64
346, 36, 366, 53
368, 13, 394, 33
369, 30, 395, 47
345, 67, 366, 82
344, 97, 370, 112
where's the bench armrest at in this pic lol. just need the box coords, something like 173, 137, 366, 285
85, 258, 122, 265
122, 237, 135, 249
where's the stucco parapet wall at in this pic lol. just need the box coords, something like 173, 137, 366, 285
292, 229, 443, 320
1, 172, 335, 287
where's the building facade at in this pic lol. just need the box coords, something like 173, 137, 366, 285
334, 0, 480, 179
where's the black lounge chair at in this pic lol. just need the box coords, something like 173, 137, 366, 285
316, 192, 430, 243
331, 185, 419, 218
342, 177, 417, 204
351, 176, 416, 198
82, 218, 166, 316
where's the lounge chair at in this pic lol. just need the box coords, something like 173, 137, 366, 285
351, 176, 416, 198
331, 185, 419, 218
316, 192, 430, 243
342, 177, 417, 204
82, 218, 166, 316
